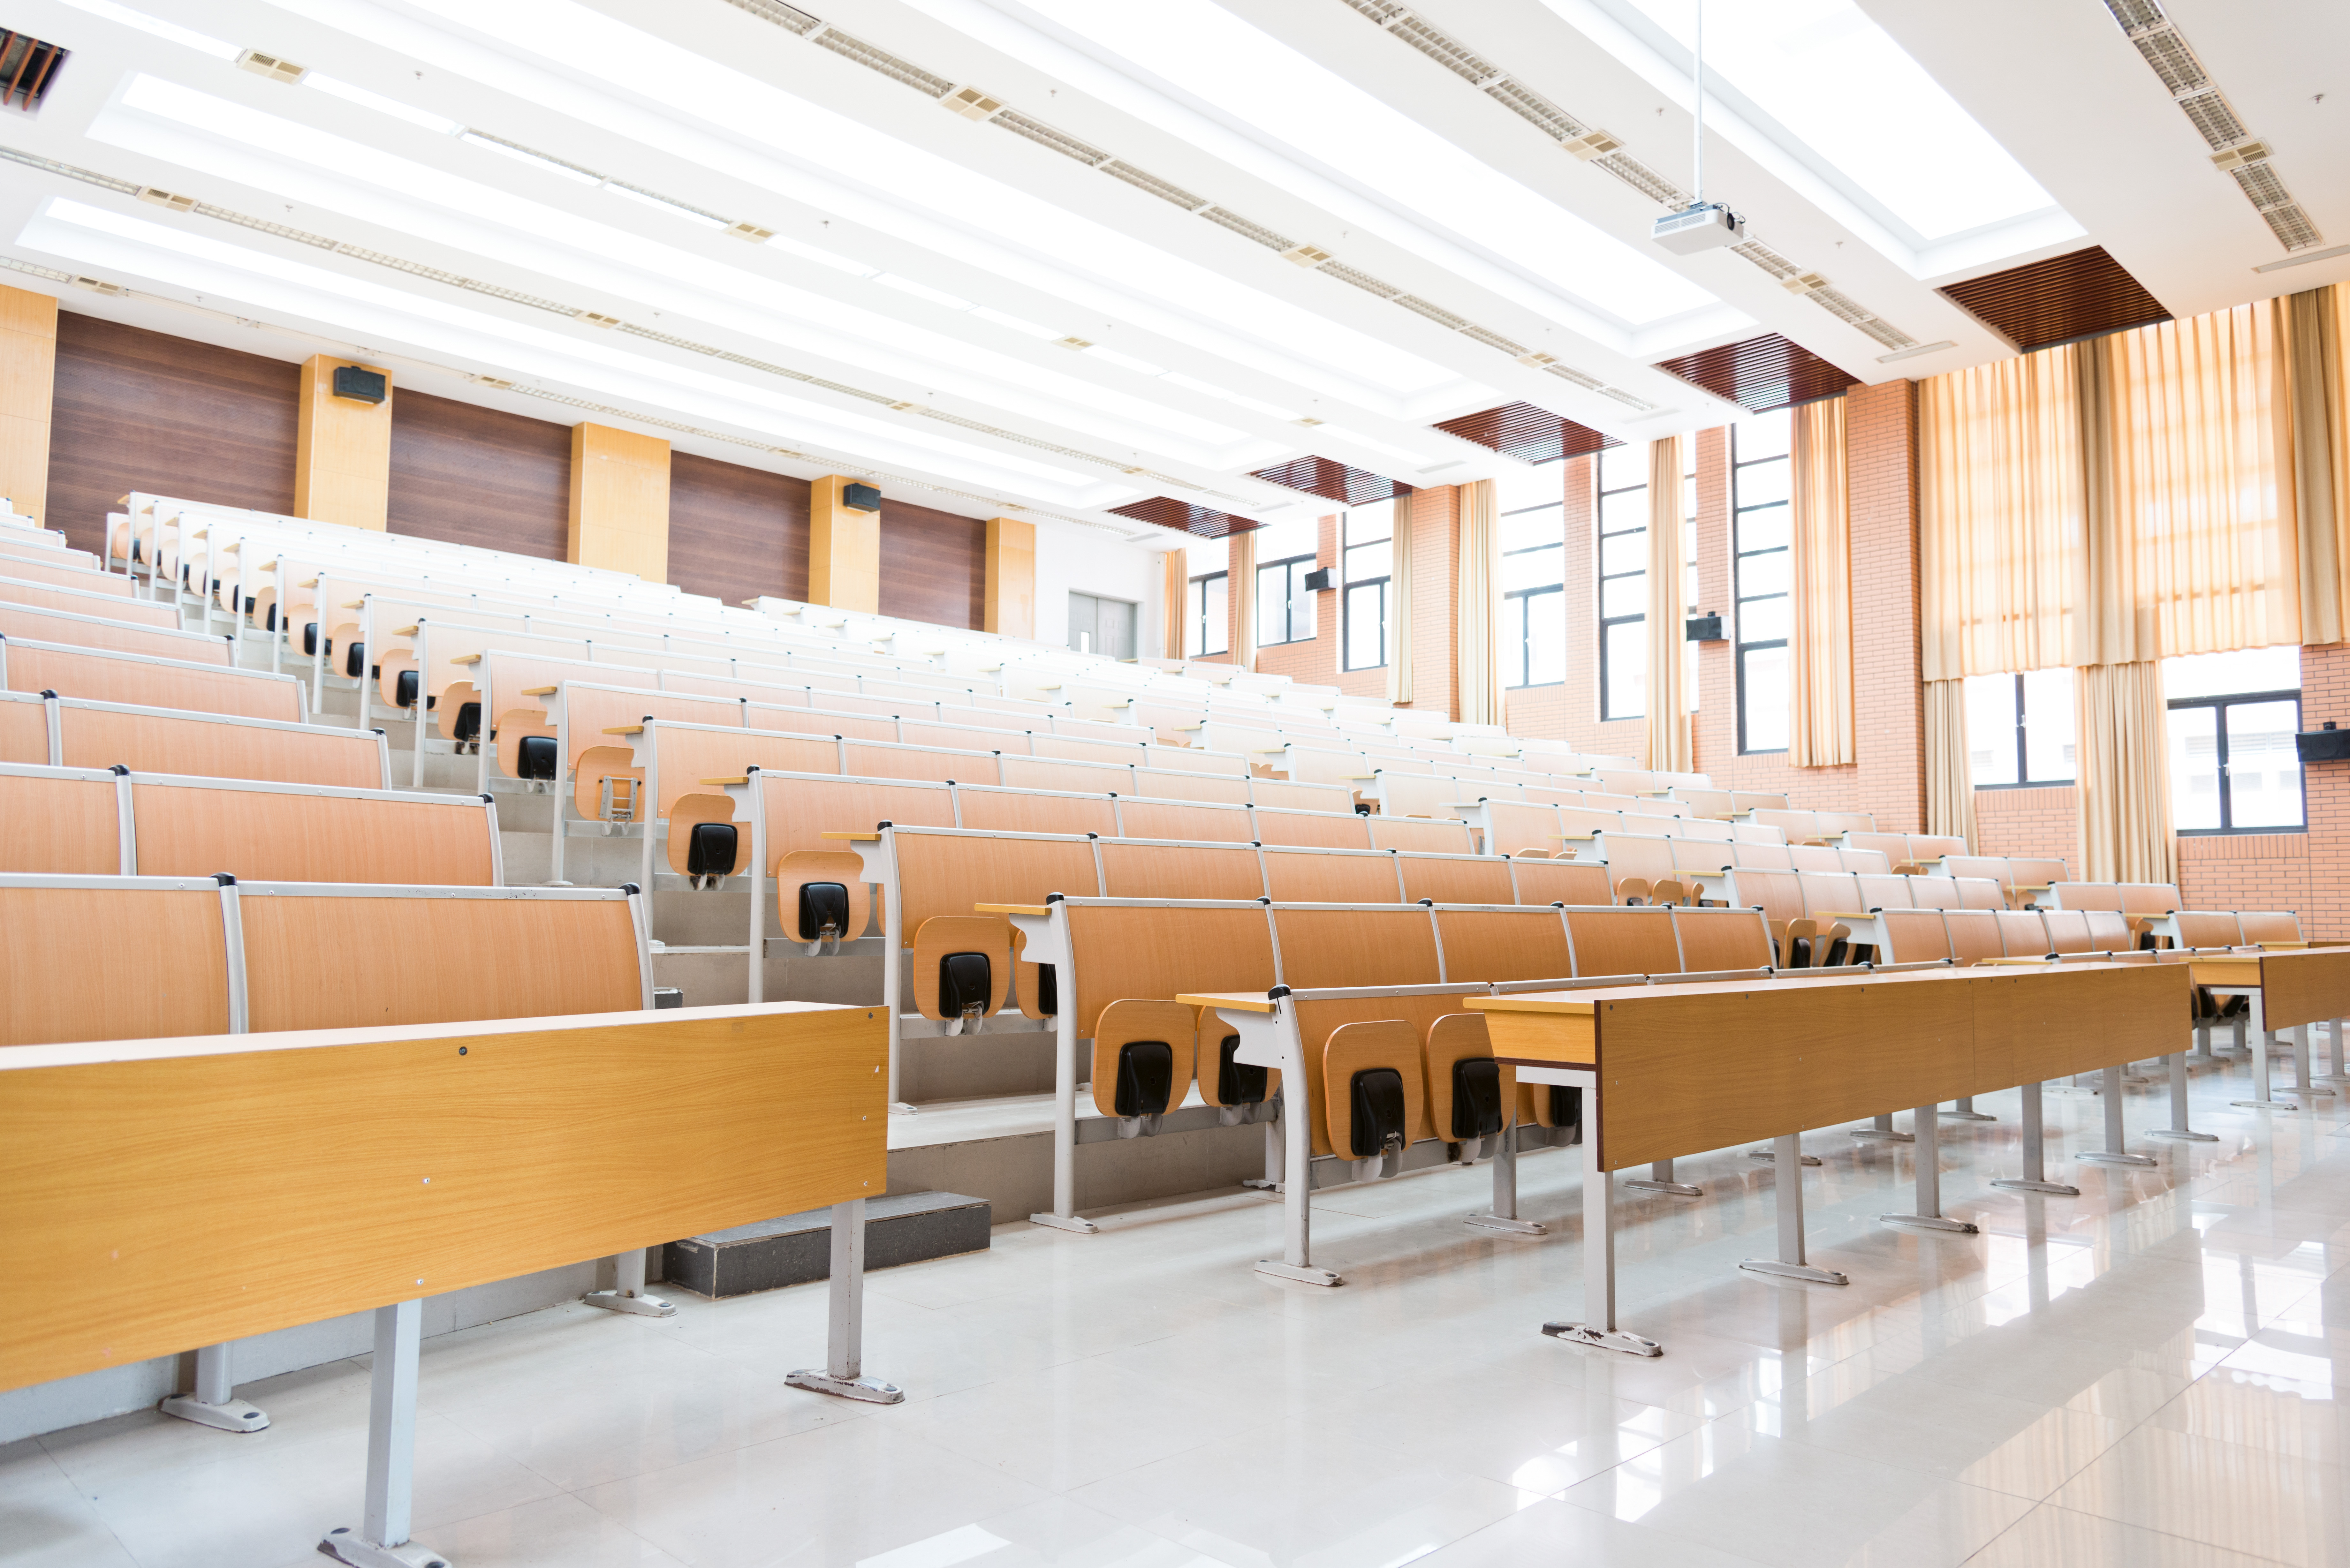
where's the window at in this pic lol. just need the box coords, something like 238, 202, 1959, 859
1733, 412, 1790, 753
1342, 501, 1393, 670
1183, 536, 1227, 657
1498, 466, 1563, 688
1597, 444, 1647, 720
1964, 669, 2075, 787
1681, 448, 1700, 712
2165, 647, 2304, 833
1253, 515, 1316, 647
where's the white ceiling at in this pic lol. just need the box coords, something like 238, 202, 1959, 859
1, 0, 2340, 550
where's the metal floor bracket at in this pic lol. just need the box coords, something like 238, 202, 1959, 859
160, 1393, 268, 1432
1739, 1257, 1850, 1285
317, 1529, 450, 1568
785, 1369, 905, 1405
1542, 1321, 1662, 1357
1255, 1259, 1342, 1287
1028, 1211, 1099, 1234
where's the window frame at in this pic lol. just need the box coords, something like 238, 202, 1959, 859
2168, 686, 2307, 834
1340, 510, 1391, 672
1501, 501, 1564, 691
1970, 672, 2078, 790
1596, 461, 1647, 721
1732, 425, 1789, 756
1186, 569, 1228, 658
1256, 551, 1316, 648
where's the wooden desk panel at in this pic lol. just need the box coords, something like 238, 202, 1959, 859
2259, 948, 2350, 1031
0, 1002, 883, 1392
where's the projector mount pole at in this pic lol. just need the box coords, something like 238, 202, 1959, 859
1692, 0, 1704, 207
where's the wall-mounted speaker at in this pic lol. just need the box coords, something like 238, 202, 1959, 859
2298, 723, 2350, 764
1684, 613, 1724, 642
1301, 567, 1333, 592
842, 481, 882, 513
331, 365, 386, 405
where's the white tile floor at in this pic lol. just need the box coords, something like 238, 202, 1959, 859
11, 1052, 2350, 1568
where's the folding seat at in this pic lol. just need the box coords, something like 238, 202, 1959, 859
1097, 840, 1264, 900
1253, 807, 1375, 849
1260, 846, 1402, 902
1398, 852, 1513, 905
1506, 856, 1611, 906
1114, 797, 1255, 843
1564, 905, 1680, 979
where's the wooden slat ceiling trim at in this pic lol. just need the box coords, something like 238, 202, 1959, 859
1936, 246, 2172, 354
1246, 455, 1410, 505
0, 31, 66, 110
1651, 333, 1859, 415
1108, 496, 1261, 538
1432, 402, 1618, 464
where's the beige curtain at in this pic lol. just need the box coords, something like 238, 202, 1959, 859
1924, 679, 1978, 852
1455, 480, 1501, 724
1789, 398, 1855, 765
1162, 549, 1186, 660
1644, 438, 1690, 770
1388, 490, 1414, 704
1230, 529, 1258, 672
1919, 350, 2084, 680
2286, 283, 2348, 646
2105, 300, 2300, 657
2075, 660, 2175, 883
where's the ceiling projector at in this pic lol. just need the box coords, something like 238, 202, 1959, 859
1653, 201, 1746, 254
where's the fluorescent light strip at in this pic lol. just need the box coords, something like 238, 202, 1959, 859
303, 71, 461, 135
50, 0, 238, 57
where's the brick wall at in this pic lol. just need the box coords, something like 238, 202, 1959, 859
1847, 381, 1927, 834
1975, 785, 2079, 870
1405, 484, 1460, 715
1509, 452, 1647, 757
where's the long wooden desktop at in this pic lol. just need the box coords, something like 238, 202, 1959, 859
0, 1002, 892, 1568
1463, 962, 2186, 1356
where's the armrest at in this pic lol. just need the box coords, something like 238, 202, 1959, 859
702, 774, 749, 786
450, 654, 481, 666
821, 830, 881, 841
974, 903, 1050, 915
521, 686, 557, 697
1177, 991, 1277, 1013
602, 725, 644, 735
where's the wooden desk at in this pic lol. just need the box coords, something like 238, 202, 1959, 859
0, 1002, 892, 1568
2151, 946, 2350, 1107
1464, 963, 2185, 1357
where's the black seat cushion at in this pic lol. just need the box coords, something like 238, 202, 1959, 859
451, 702, 482, 744
938, 952, 991, 1018
343, 641, 366, 679
1348, 1067, 1408, 1159
796, 881, 849, 939
394, 669, 419, 709
685, 821, 737, 877
1550, 1085, 1582, 1132
1113, 1039, 1175, 1117
302, 622, 319, 656
514, 734, 558, 780
1450, 1057, 1504, 1141
1216, 1034, 1266, 1106
1031, 962, 1058, 1017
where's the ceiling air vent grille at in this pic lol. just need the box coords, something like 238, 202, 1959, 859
1333, 1, 1925, 352
1935, 245, 2169, 353
1542, 362, 1607, 392
1197, 207, 1294, 251
1391, 296, 1473, 331
812, 30, 954, 95
0, 29, 65, 110
1100, 161, 1209, 211
1317, 261, 1401, 298
2096, 0, 2323, 251
1434, 402, 1618, 464
1654, 333, 1858, 414
720, 0, 824, 36
991, 110, 1110, 166
1251, 455, 1410, 505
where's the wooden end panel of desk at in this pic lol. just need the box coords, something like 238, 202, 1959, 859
1479, 1009, 1595, 1069
1969, 963, 2187, 1085
0, 1005, 886, 1393
1594, 977, 1974, 1171
2260, 947, 2350, 1031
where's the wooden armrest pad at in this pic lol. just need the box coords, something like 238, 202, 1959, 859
1464, 995, 1596, 1015
602, 725, 644, 735
1818, 910, 1874, 922
820, 830, 881, 841
395, 625, 419, 636
341, 599, 364, 609
1177, 991, 1277, 1013
1553, 833, 1597, 842
974, 903, 1050, 915
450, 654, 482, 665
521, 686, 558, 697
701, 774, 749, 786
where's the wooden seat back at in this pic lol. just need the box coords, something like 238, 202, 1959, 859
1564, 905, 1679, 977
1857, 873, 1912, 910
1837, 847, 1893, 874
1064, 899, 1277, 1038
1874, 908, 1954, 963
2009, 856, 2072, 894
2040, 909, 2095, 954
1907, 875, 1960, 909
2238, 911, 2303, 945
1399, 852, 1513, 905
0, 553, 131, 598
127, 774, 498, 885
1954, 877, 2006, 910
1097, 840, 1265, 900
1941, 908, 2004, 965
1670, 817, 1734, 843
650, 721, 840, 818
2084, 910, 2134, 950
0, 689, 42, 764
1261, 846, 1402, 902
1666, 838, 1734, 878
1817, 810, 1877, 837
1727, 841, 1793, 871
1368, 815, 1475, 854
751, 772, 957, 872
1506, 856, 1611, 907
1993, 910, 2051, 955
0, 768, 122, 874
1730, 790, 1790, 812
1114, 797, 1255, 843
1747, 807, 1823, 841
2172, 910, 2245, 948
1592, 833, 1674, 897
0, 875, 234, 1044
1669, 906, 1774, 971
1253, 807, 1375, 849
1844, 832, 1910, 862
0, 640, 304, 722
2120, 882, 2183, 916
958, 784, 1124, 837
845, 738, 1003, 786
1668, 786, 1736, 819
0, 575, 179, 629
1367, 771, 1477, 818
1909, 834, 1969, 861
2046, 881, 2122, 911
1434, 907, 1572, 983
1796, 871, 1863, 917
1725, 868, 1805, 932
0, 602, 230, 666
1129, 768, 1249, 805
1785, 844, 1841, 871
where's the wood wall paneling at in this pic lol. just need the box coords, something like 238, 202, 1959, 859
668, 452, 809, 607
880, 497, 984, 630
568, 422, 671, 582
0, 285, 57, 526
809, 475, 881, 612
385, 388, 570, 561
294, 354, 391, 531
45, 313, 299, 559
983, 516, 1035, 638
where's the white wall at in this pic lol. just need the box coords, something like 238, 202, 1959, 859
1031, 520, 1169, 658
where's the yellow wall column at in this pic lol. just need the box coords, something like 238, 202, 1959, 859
808, 474, 881, 612
568, 423, 671, 581
0, 285, 59, 525
983, 516, 1036, 638
294, 355, 393, 530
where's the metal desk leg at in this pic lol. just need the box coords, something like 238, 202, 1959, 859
1741, 1133, 1848, 1285
1469, 1111, 1548, 1233
788, 1199, 904, 1404
1624, 1156, 1702, 1197
1257, 1012, 1340, 1287
2323, 1018, 2350, 1087
1030, 1008, 1096, 1234
1851, 1111, 1913, 1143
160, 1341, 269, 1432
2079, 1064, 2159, 1166
2193, 1022, 2212, 1058
1945, 1096, 1996, 1123
2145, 1052, 2217, 1143
319, 1300, 445, 1568
1882, 1104, 1979, 1233
585, 1247, 675, 1317
1994, 1081, 2081, 1195
1543, 1080, 1661, 1355
2232, 1011, 2299, 1111
2293, 1025, 2335, 1097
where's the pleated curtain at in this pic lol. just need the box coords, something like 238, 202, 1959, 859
1456, 480, 1502, 726
1643, 437, 1691, 771
1924, 679, 1978, 852
1788, 398, 1855, 766
2075, 660, 2176, 883
1229, 528, 1258, 673
2286, 283, 2350, 646
1161, 548, 1186, 661
1388, 490, 1415, 705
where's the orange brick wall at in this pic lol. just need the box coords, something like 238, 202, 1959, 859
1847, 381, 1928, 833
1975, 786, 2080, 871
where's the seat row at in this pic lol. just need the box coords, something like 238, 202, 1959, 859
0, 688, 390, 787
